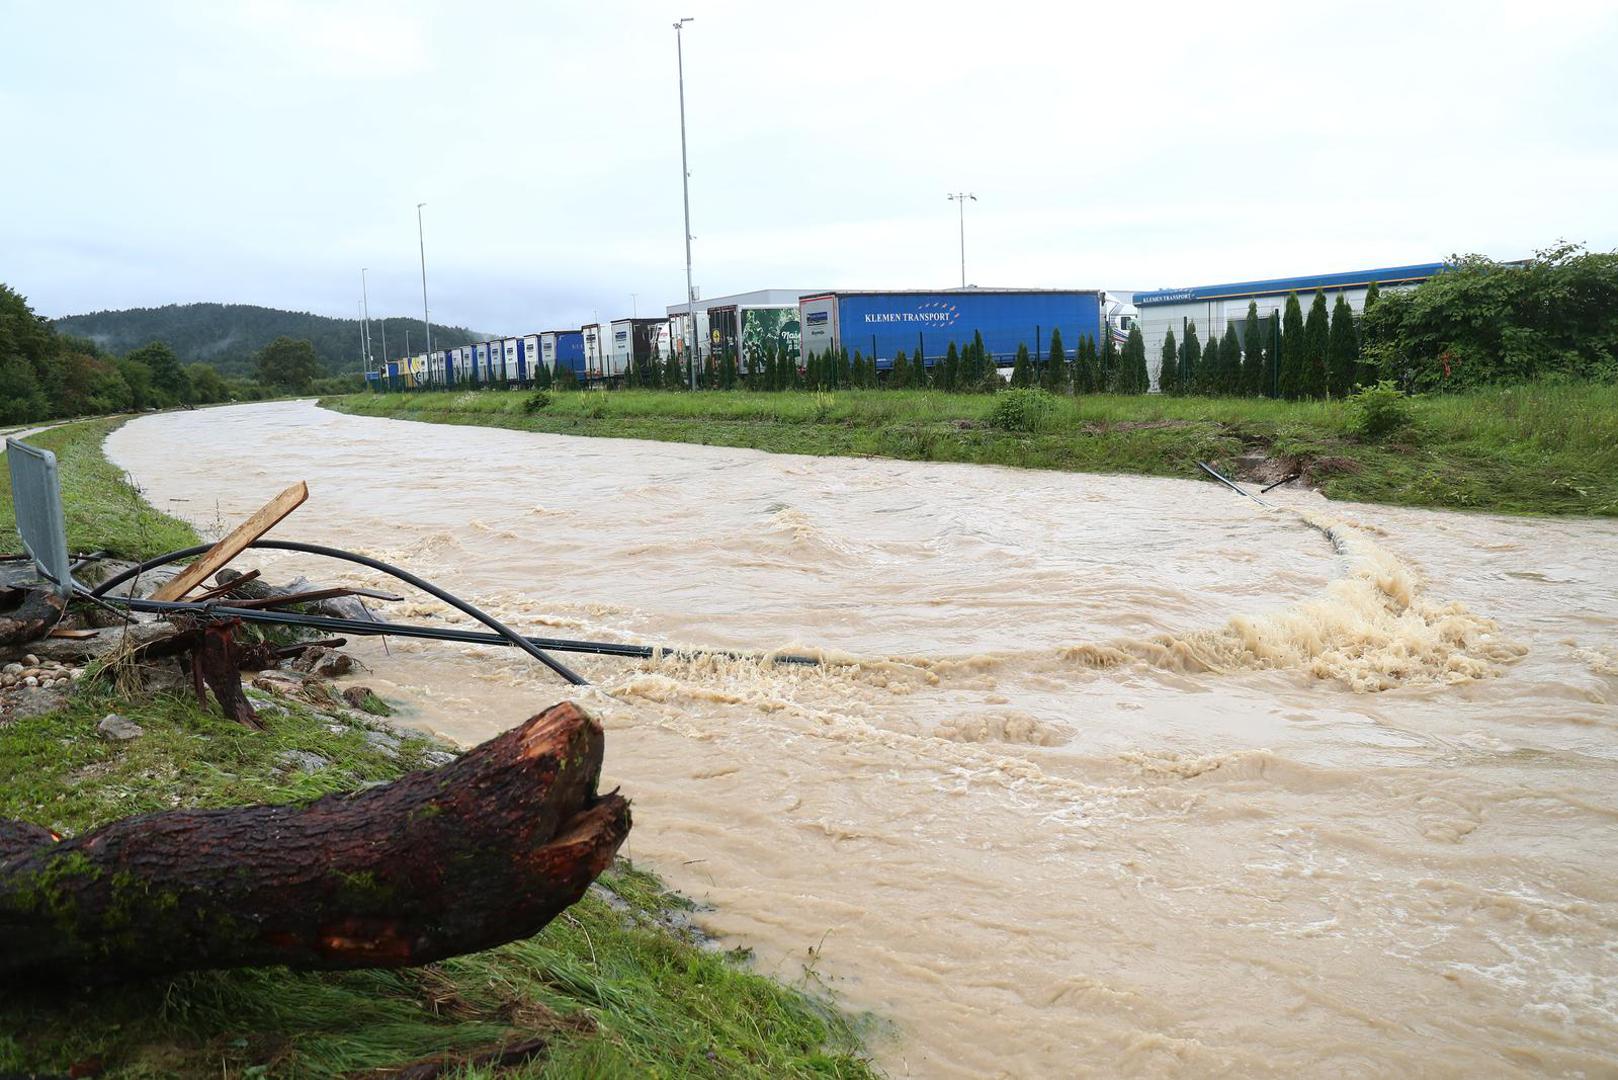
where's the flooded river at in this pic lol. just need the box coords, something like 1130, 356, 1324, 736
108, 401, 1618, 1078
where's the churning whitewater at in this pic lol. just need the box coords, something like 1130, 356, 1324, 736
108, 402, 1618, 1078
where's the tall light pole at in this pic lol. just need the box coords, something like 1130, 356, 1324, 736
674, 16, 696, 390
948, 192, 977, 289
360, 268, 373, 370
417, 202, 432, 365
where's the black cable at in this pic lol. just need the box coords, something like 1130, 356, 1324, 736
89, 539, 824, 673
104, 595, 821, 666
91, 539, 586, 686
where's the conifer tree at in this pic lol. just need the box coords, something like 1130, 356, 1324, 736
1301, 290, 1329, 398
1101, 332, 1118, 390
1279, 292, 1305, 399
1044, 327, 1067, 392
892, 350, 908, 389
1358, 281, 1381, 386
1010, 343, 1033, 387
970, 331, 987, 389
1201, 335, 1220, 396
838, 347, 852, 389
1074, 335, 1094, 394
1362, 280, 1380, 313
1265, 312, 1281, 397
1221, 323, 1242, 395
1158, 328, 1178, 394
1180, 321, 1201, 392
914, 343, 927, 389
1121, 326, 1148, 393
1242, 301, 1265, 397
1327, 293, 1358, 397
535, 361, 553, 390
554, 362, 579, 391
942, 341, 959, 391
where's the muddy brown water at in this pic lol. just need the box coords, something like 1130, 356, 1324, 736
108, 401, 1618, 1078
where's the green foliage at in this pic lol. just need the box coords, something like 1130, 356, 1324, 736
1073, 335, 1096, 394
1043, 327, 1067, 392
554, 363, 580, 391
1328, 293, 1359, 397
1345, 380, 1413, 441
1101, 331, 1118, 391
522, 388, 552, 413
1220, 322, 1243, 395
253, 336, 321, 393
1009, 343, 1033, 387
1361, 243, 1618, 390
1279, 293, 1305, 399
1201, 335, 1220, 396
1157, 329, 1178, 394
52, 303, 481, 380
987, 387, 1059, 432
1301, 291, 1330, 398
186, 363, 230, 404
943, 341, 960, 391
1119, 326, 1149, 394
1242, 301, 1266, 397
126, 341, 187, 402
0, 418, 200, 559
1179, 321, 1201, 392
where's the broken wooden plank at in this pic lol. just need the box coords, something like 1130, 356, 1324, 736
151, 483, 308, 602
189, 569, 262, 603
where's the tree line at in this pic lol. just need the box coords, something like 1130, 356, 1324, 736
0, 284, 360, 424
52, 302, 483, 379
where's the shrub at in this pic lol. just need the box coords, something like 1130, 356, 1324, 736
1345, 380, 1413, 441
522, 389, 552, 413
988, 387, 1059, 433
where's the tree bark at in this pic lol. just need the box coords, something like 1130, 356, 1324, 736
0, 701, 630, 982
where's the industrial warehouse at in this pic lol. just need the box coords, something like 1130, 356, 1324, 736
368, 262, 1439, 391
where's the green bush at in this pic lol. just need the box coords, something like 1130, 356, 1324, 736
522, 388, 552, 413
987, 387, 1059, 433
1346, 380, 1413, 441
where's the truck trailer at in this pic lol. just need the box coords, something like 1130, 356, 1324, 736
798, 289, 1105, 369
541, 330, 585, 379
610, 317, 667, 382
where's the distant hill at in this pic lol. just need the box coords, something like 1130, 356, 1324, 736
52, 303, 485, 377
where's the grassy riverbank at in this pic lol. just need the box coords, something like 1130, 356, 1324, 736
0, 417, 200, 558
0, 424, 877, 1078
325, 382, 1618, 517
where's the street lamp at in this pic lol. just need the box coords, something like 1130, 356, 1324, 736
417, 203, 432, 367
947, 192, 977, 289
360, 268, 373, 370
674, 16, 696, 389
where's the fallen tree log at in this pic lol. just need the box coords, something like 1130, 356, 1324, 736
0, 701, 630, 982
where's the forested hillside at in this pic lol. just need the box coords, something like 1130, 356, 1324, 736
53, 303, 485, 377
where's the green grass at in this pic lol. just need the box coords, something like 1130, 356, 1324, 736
325, 382, 1618, 516
0, 417, 200, 559
0, 691, 876, 1079
0, 422, 877, 1078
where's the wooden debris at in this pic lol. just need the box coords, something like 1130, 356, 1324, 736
0, 702, 630, 983
189, 568, 262, 603
150, 481, 308, 602
0, 585, 67, 646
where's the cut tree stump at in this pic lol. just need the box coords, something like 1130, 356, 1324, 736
0, 702, 630, 982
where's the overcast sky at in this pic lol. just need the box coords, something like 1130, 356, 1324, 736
4, 0, 1616, 338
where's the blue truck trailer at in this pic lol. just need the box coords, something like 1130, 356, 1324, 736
541, 330, 586, 379
798, 289, 1105, 368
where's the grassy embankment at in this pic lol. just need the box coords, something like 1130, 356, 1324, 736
327, 382, 1618, 516
0, 419, 876, 1078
